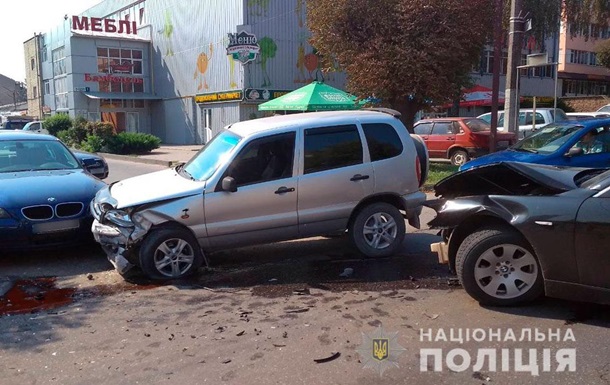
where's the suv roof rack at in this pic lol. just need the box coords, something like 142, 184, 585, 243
362, 108, 401, 119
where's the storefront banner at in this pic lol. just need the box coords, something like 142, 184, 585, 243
195, 91, 243, 104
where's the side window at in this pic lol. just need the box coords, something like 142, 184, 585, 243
498, 113, 504, 126
519, 112, 528, 125
452, 121, 464, 134
431, 122, 452, 135
304, 124, 362, 174
226, 132, 295, 186
535, 113, 545, 124
362, 123, 403, 161
414, 123, 432, 135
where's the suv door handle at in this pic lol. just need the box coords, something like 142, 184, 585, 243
274, 186, 295, 194
350, 174, 370, 181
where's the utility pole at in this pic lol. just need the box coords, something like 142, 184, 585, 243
490, 0, 503, 153
504, 0, 524, 135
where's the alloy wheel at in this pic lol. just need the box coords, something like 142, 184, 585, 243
153, 238, 196, 278
362, 212, 398, 250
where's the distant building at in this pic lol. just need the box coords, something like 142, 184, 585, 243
24, 0, 345, 144
0, 74, 27, 112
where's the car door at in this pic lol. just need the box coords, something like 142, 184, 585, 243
297, 124, 374, 237
426, 121, 455, 158
573, 190, 610, 289
203, 132, 298, 249
414, 122, 432, 142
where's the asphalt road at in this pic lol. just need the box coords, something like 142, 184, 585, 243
0, 158, 608, 385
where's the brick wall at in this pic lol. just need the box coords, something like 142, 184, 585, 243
561, 95, 610, 112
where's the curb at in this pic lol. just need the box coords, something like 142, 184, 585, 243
98, 152, 180, 167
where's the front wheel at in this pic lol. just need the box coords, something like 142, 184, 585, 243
450, 149, 469, 166
456, 227, 543, 306
349, 203, 405, 258
139, 226, 204, 280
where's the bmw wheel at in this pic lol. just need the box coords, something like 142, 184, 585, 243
139, 226, 204, 280
456, 227, 543, 306
349, 202, 405, 258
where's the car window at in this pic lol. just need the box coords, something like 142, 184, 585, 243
463, 118, 490, 132
184, 130, 241, 181
431, 122, 452, 135
498, 113, 504, 126
598, 105, 610, 113
304, 124, 362, 174
551, 109, 568, 122
511, 123, 582, 154
414, 123, 432, 135
362, 123, 403, 161
452, 122, 464, 134
478, 113, 492, 124
0, 140, 80, 172
226, 132, 295, 186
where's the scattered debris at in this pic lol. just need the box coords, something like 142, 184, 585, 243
285, 308, 309, 314
472, 371, 491, 381
86, 274, 94, 281
215, 326, 226, 333
268, 278, 278, 283
423, 313, 439, 320
254, 328, 262, 336
221, 359, 231, 364
314, 352, 341, 363
282, 331, 288, 338
447, 278, 460, 287
168, 334, 175, 341
293, 288, 311, 295
236, 331, 245, 337
144, 333, 151, 337
273, 344, 286, 348
339, 268, 353, 278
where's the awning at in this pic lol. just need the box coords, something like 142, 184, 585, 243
82, 91, 162, 100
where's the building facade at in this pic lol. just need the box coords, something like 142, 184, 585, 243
25, 0, 345, 144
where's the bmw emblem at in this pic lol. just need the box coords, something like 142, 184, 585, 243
48, 197, 56, 203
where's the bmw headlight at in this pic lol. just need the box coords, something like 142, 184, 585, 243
0, 208, 11, 219
104, 209, 134, 227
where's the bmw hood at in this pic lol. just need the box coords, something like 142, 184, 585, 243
433, 161, 590, 200
460, 149, 544, 170
0, 170, 106, 208
108, 168, 207, 209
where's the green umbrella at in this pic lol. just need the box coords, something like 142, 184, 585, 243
258, 81, 361, 111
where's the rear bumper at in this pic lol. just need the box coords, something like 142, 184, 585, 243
401, 191, 426, 229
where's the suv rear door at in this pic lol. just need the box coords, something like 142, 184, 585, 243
297, 124, 374, 237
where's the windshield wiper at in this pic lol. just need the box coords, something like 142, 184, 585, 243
175, 163, 194, 180
512, 147, 538, 153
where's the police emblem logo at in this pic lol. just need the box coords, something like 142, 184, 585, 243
357, 326, 406, 376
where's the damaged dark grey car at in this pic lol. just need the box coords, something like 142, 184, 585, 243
91, 110, 428, 280
427, 162, 610, 306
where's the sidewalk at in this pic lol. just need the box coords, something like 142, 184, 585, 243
99, 144, 203, 166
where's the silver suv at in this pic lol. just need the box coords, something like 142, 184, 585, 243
91, 110, 428, 280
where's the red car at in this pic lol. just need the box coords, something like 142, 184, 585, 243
413, 117, 516, 166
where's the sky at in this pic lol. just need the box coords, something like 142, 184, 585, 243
0, 0, 103, 82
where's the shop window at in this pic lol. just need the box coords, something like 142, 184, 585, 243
97, 47, 108, 57
99, 81, 110, 93
111, 82, 122, 93
132, 50, 142, 59
133, 61, 142, 74
121, 49, 131, 59
134, 82, 144, 93
134, 99, 145, 108
52, 47, 66, 77
109, 48, 120, 58
43, 80, 50, 95
98, 58, 109, 73
123, 83, 134, 93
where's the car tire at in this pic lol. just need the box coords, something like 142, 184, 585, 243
450, 149, 469, 166
349, 202, 405, 258
138, 226, 204, 280
456, 227, 543, 306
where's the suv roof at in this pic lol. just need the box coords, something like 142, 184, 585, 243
229, 110, 401, 137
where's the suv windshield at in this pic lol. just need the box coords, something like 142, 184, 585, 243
511, 123, 582, 154
464, 118, 490, 132
183, 130, 241, 181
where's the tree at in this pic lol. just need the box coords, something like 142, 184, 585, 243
307, 0, 492, 130
596, 38, 610, 68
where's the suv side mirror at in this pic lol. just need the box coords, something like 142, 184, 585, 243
221, 176, 237, 192
565, 147, 583, 157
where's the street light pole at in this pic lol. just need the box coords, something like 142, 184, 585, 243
504, 0, 524, 136
490, 0, 503, 153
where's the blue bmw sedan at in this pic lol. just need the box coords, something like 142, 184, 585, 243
460, 117, 610, 171
0, 131, 107, 250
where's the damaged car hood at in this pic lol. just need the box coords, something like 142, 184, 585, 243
434, 162, 598, 199
110, 168, 207, 209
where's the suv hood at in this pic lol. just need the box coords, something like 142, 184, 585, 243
434, 162, 587, 199
110, 168, 207, 209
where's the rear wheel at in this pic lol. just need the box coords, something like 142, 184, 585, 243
349, 203, 405, 257
450, 149, 469, 166
139, 226, 204, 280
456, 227, 543, 306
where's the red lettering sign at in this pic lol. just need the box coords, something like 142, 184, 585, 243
72, 16, 137, 35
84, 74, 144, 84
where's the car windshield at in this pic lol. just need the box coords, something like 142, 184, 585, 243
464, 118, 490, 132
183, 130, 242, 181
550, 109, 568, 122
0, 139, 81, 173
510, 123, 582, 154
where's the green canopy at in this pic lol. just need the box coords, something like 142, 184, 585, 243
258, 81, 361, 111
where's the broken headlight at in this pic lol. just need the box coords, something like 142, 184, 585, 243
104, 209, 134, 227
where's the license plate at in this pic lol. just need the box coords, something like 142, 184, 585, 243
32, 219, 80, 234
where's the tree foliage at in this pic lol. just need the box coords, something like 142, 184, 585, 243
596, 38, 610, 68
307, 0, 493, 129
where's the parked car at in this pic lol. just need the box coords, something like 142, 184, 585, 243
73, 149, 109, 180
413, 117, 515, 166
478, 108, 568, 139
91, 109, 428, 280
0, 116, 34, 131
566, 112, 610, 120
596, 104, 610, 113
22, 121, 49, 134
0, 131, 107, 250
427, 161, 610, 306
460, 117, 610, 171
